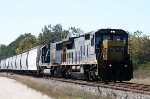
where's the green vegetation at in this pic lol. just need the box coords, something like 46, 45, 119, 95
0, 24, 83, 60
0, 34, 31, 60
129, 31, 150, 66
134, 62, 150, 78
129, 31, 150, 77
16, 33, 37, 53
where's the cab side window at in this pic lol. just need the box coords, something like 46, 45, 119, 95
91, 35, 94, 46
103, 35, 110, 40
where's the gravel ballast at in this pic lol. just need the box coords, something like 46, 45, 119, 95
1, 73, 150, 99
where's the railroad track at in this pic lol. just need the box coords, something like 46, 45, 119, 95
1, 72, 150, 95
44, 77, 150, 95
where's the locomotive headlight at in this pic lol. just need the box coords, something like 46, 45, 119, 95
124, 65, 128, 67
111, 31, 115, 33
109, 64, 112, 67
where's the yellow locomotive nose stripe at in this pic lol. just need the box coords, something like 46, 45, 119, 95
103, 40, 124, 62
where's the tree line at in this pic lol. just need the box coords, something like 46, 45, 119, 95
0, 24, 83, 60
129, 31, 150, 67
0, 24, 150, 68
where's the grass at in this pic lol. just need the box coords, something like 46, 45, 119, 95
130, 62, 150, 85
131, 69, 150, 85
0, 73, 108, 99
130, 78, 150, 85
134, 62, 150, 78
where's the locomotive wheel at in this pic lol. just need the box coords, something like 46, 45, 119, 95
38, 70, 44, 77
61, 67, 71, 79
50, 69, 54, 76
84, 68, 90, 80
84, 69, 97, 81
50, 67, 58, 77
54, 70, 58, 77
65, 69, 71, 79
89, 71, 97, 81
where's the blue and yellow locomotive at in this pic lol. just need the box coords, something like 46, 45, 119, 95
40, 29, 133, 82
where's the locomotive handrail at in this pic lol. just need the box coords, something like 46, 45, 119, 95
128, 43, 132, 61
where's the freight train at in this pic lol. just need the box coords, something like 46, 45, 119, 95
0, 29, 133, 82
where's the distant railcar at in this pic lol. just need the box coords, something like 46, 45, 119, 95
0, 47, 41, 73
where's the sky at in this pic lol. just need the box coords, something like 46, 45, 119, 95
0, 0, 150, 45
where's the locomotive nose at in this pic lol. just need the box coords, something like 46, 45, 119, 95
103, 40, 124, 62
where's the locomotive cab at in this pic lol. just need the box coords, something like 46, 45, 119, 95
96, 29, 133, 82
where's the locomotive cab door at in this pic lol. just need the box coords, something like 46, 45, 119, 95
41, 46, 47, 63
61, 42, 67, 64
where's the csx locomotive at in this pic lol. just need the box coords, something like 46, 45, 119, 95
0, 29, 133, 82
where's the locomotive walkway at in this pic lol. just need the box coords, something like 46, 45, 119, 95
0, 77, 51, 99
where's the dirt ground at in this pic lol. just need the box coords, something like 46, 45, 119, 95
0, 73, 108, 99
0, 76, 51, 99
129, 70, 150, 85
2, 72, 149, 99
130, 78, 150, 85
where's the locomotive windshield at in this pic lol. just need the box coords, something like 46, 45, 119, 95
113, 35, 121, 41
103, 35, 111, 40
95, 34, 128, 48
95, 29, 128, 58
96, 36, 101, 44
103, 34, 125, 42
95, 30, 128, 45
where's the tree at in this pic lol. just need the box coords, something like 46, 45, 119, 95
0, 44, 7, 60
0, 24, 84, 60
37, 24, 69, 45
16, 34, 37, 53
68, 27, 84, 37
129, 31, 150, 66
0, 34, 28, 60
